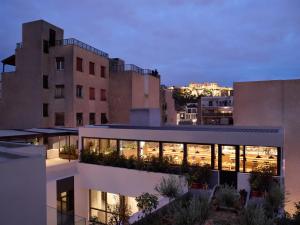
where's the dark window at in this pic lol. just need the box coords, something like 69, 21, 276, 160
89, 87, 95, 100
89, 62, 95, 75
43, 103, 49, 117
55, 113, 65, 126
43, 40, 49, 53
76, 113, 83, 126
56, 57, 64, 70
100, 89, 106, 101
100, 66, 106, 78
101, 113, 108, 124
76, 57, 83, 72
76, 85, 83, 98
43, 75, 49, 89
89, 113, 95, 125
49, 29, 56, 47
55, 85, 64, 98
209, 101, 213, 106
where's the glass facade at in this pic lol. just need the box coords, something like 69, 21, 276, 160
244, 146, 278, 173
90, 190, 138, 224
120, 140, 138, 159
81, 137, 280, 175
140, 141, 159, 160
187, 144, 211, 166
221, 146, 236, 171
162, 143, 184, 165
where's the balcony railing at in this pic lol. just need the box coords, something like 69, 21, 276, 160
56, 38, 109, 58
110, 64, 160, 77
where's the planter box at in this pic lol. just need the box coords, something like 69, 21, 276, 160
59, 153, 78, 160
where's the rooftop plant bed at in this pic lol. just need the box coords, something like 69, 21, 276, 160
80, 150, 212, 186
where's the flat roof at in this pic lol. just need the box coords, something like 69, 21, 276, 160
0, 128, 78, 140
89, 124, 281, 134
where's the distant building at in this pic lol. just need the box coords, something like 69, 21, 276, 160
160, 86, 177, 125
198, 96, 233, 125
177, 103, 198, 125
182, 82, 233, 97
0, 20, 161, 129
108, 58, 160, 124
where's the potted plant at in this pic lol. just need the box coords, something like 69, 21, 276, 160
188, 164, 211, 189
249, 165, 274, 197
59, 144, 78, 160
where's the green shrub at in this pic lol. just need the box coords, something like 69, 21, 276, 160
264, 183, 284, 217
215, 184, 240, 208
135, 193, 159, 218
173, 196, 209, 225
249, 166, 275, 192
240, 204, 274, 225
187, 164, 211, 185
155, 175, 184, 201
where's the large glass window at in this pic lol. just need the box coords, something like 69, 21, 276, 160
99, 139, 117, 154
187, 144, 211, 166
244, 146, 278, 173
162, 143, 184, 165
90, 190, 138, 225
120, 140, 138, 159
83, 138, 99, 152
140, 141, 159, 160
221, 146, 236, 171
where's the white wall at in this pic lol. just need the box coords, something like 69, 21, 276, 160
77, 163, 188, 197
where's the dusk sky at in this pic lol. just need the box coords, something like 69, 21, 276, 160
1, 0, 299, 86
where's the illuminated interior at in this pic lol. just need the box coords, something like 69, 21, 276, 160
187, 144, 211, 166
90, 190, 138, 224
120, 140, 138, 158
140, 141, 159, 160
99, 139, 117, 154
244, 146, 277, 173
221, 146, 236, 171
162, 143, 184, 165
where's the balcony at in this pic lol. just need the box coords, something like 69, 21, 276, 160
110, 64, 160, 77
56, 38, 109, 58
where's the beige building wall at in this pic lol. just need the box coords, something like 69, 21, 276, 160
234, 79, 300, 212
109, 71, 160, 124
0, 20, 109, 129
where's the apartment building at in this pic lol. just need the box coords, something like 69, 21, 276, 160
197, 96, 233, 125
160, 86, 177, 125
0, 20, 110, 129
108, 58, 161, 124
177, 103, 198, 125
234, 79, 300, 212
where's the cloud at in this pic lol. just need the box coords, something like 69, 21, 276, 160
0, 0, 299, 86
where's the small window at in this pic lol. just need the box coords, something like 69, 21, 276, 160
100, 66, 106, 78
101, 113, 108, 124
76, 113, 83, 126
55, 85, 64, 98
76, 85, 83, 98
100, 89, 106, 101
89, 87, 95, 100
55, 112, 65, 126
89, 113, 95, 125
43, 40, 49, 53
56, 57, 64, 70
43, 103, 49, 117
76, 57, 83, 72
49, 29, 56, 47
89, 62, 95, 75
43, 75, 49, 89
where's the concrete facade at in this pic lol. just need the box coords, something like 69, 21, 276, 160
108, 58, 161, 124
0, 142, 46, 225
0, 20, 110, 129
234, 79, 300, 212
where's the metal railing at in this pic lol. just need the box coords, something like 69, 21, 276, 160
56, 38, 109, 58
110, 64, 160, 77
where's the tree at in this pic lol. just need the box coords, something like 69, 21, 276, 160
135, 193, 159, 219
107, 202, 131, 225
155, 175, 184, 202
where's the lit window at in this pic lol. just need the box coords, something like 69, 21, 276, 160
221, 146, 236, 171
140, 141, 159, 160
162, 143, 184, 165
187, 144, 211, 166
120, 140, 138, 159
